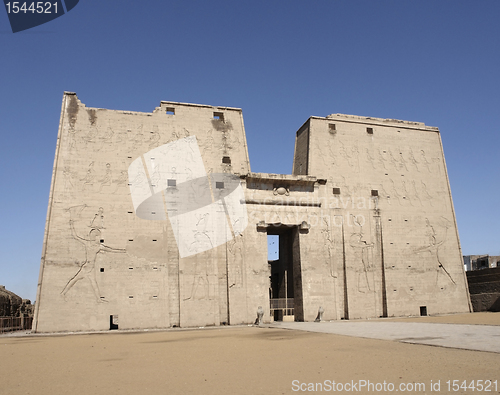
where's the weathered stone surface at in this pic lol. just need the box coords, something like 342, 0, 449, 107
33, 93, 471, 333
0, 285, 32, 318
467, 267, 500, 311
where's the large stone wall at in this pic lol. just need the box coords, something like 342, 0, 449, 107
33, 94, 471, 333
292, 114, 471, 319
0, 285, 22, 317
466, 267, 500, 312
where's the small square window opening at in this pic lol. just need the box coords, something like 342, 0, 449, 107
332, 187, 341, 195
367, 127, 373, 134
213, 112, 224, 121
166, 107, 175, 115
222, 156, 231, 164
167, 179, 176, 187
216, 181, 224, 189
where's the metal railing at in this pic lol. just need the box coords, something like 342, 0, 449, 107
0, 316, 33, 333
270, 298, 294, 316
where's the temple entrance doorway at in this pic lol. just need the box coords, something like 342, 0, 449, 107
267, 225, 303, 321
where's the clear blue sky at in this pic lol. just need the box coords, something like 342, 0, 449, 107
1, 1, 499, 301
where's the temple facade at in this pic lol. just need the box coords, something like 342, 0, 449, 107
33, 92, 471, 332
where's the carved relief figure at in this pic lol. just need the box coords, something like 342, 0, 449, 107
149, 128, 161, 149
81, 127, 98, 145
132, 126, 144, 150
68, 127, 78, 151
349, 215, 374, 293
112, 169, 129, 194
184, 214, 214, 301
98, 127, 114, 151
81, 162, 95, 191
63, 166, 75, 190
228, 234, 244, 287
62, 215, 126, 302
98, 163, 112, 192
414, 217, 455, 286
89, 207, 105, 229
322, 218, 336, 278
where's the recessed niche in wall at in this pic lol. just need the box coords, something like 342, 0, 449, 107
213, 112, 224, 121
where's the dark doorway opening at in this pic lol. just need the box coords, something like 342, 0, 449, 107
110, 315, 119, 330
268, 225, 303, 322
420, 306, 427, 316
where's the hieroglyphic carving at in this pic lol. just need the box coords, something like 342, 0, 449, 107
132, 126, 144, 150
97, 127, 114, 151
398, 151, 409, 172
129, 168, 147, 194
81, 127, 98, 145
338, 141, 354, 168
410, 180, 423, 206
420, 180, 434, 207
365, 148, 376, 170
98, 163, 112, 192
81, 162, 95, 191
420, 150, 432, 172
148, 127, 161, 149
388, 179, 402, 205
387, 148, 400, 170
378, 183, 391, 205
408, 148, 419, 171
112, 169, 128, 194
377, 149, 388, 170
401, 180, 414, 206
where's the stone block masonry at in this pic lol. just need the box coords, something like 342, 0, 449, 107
32, 93, 471, 332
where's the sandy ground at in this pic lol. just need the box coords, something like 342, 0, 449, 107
1, 313, 499, 395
